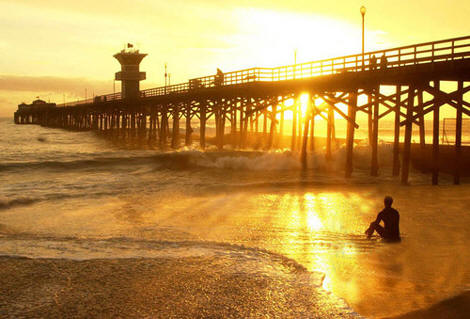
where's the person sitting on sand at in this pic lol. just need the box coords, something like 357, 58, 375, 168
365, 196, 400, 241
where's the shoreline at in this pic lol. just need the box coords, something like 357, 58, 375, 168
1, 255, 468, 318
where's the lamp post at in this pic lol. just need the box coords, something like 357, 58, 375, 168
360, 6, 366, 71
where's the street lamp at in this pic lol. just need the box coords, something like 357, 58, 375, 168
360, 6, 366, 71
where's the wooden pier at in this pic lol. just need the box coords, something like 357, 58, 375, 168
14, 36, 470, 184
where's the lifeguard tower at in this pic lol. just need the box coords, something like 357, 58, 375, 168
114, 45, 147, 99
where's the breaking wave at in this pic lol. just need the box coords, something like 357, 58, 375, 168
0, 142, 401, 173
0, 150, 302, 172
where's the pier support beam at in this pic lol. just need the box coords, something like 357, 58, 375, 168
371, 86, 379, 176
263, 108, 268, 144
291, 103, 297, 151
418, 89, 426, 148
200, 103, 206, 149
280, 107, 284, 142
393, 86, 401, 176
401, 86, 415, 185
454, 80, 463, 184
368, 94, 373, 145
326, 104, 334, 161
160, 109, 168, 146
309, 107, 315, 152
172, 105, 180, 148
432, 81, 440, 185
239, 104, 245, 148
231, 104, 237, 147
185, 103, 192, 146
267, 104, 277, 150
301, 101, 311, 169
345, 91, 357, 178
215, 103, 225, 150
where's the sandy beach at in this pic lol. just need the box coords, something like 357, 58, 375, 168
0, 256, 357, 318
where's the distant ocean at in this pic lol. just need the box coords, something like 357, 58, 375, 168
1, 117, 469, 318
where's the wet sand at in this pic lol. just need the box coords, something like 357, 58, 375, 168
0, 256, 357, 318
388, 292, 470, 319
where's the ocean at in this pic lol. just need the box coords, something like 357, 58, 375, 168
1, 117, 469, 318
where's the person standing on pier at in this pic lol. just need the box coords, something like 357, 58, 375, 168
370, 54, 377, 70
215, 68, 224, 86
365, 196, 400, 241
380, 54, 388, 69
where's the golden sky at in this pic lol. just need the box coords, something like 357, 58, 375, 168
1, 0, 469, 116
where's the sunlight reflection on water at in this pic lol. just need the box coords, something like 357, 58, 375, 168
1, 172, 470, 317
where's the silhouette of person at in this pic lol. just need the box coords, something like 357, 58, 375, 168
215, 68, 224, 86
365, 196, 400, 241
380, 54, 388, 69
370, 54, 377, 70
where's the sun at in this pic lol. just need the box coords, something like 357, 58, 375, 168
234, 9, 365, 67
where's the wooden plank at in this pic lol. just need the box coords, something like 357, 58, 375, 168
321, 96, 359, 128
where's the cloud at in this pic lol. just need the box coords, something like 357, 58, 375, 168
0, 74, 113, 95
0, 74, 112, 117
0, 74, 160, 117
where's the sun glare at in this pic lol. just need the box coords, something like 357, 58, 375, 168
300, 93, 310, 115
235, 9, 367, 67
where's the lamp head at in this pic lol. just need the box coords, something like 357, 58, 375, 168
360, 6, 366, 16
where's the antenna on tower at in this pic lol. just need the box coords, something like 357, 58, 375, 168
165, 63, 168, 87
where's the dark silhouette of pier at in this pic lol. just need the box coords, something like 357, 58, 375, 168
14, 35, 470, 185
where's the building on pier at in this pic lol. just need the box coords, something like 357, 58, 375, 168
14, 99, 56, 124
18, 99, 56, 111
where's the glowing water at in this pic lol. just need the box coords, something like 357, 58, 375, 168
1, 118, 469, 318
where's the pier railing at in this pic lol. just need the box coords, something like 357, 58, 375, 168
58, 35, 470, 107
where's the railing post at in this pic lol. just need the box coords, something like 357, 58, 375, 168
451, 40, 455, 60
